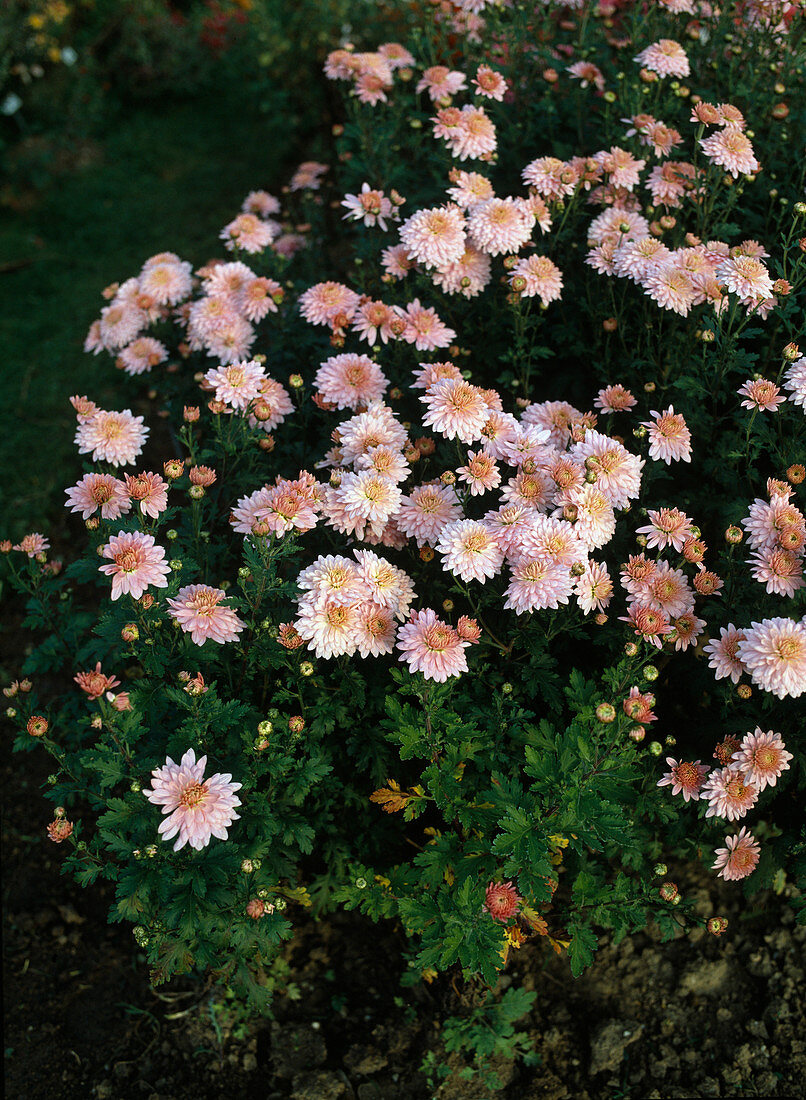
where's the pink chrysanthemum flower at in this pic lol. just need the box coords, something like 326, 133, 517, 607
98, 301, 146, 350
484, 880, 521, 922
99, 531, 170, 600
354, 602, 397, 657
517, 515, 583, 569
396, 608, 470, 682
434, 104, 497, 161
259, 480, 321, 537
521, 399, 583, 449
396, 483, 462, 547
467, 197, 534, 256
614, 237, 671, 282
221, 213, 277, 253
640, 562, 694, 619
522, 155, 577, 200
139, 259, 193, 306
381, 243, 415, 280
504, 558, 575, 614
411, 361, 463, 390
700, 129, 759, 177
352, 300, 398, 345
783, 357, 806, 409
749, 547, 804, 597
314, 353, 388, 411
289, 160, 329, 192
704, 625, 747, 683
416, 64, 467, 101
74, 662, 121, 699
355, 445, 410, 485
204, 360, 266, 411
421, 378, 490, 443
298, 282, 360, 327
399, 299, 456, 351
447, 169, 495, 209
340, 470, 403, 537
341, 183, 395, 230
657, 757, 709, 802
738, 617, 806, 698
167, 585, 245, 645
124, 471, 168, 519
643, 265, 698, 317
70, 394, 99, 421
241, 189, 281, 216
473, 64, 507, 100
713, 827, 760, 881
702, 767, 759, 821
619, 603, 672, 648
635, 39, 690, 77
241, 276, 282, 322
569, 430, 643, 510
399, 206, 467, 269
567, 60, 605, 90
641, 407, 692, 464
510, 254, 563, 305
13, 532, 49, 557
65, 473, 130, 520
249, 377, 294, 432
589, 382, 633, 413
597, 146, 646, 191
143, 748, 241, 852
737, 378, 785, 412
353, 549, 416, 619
117, 336, 168, 376
338, 402, 409, 463
575, 560, 612, 613
457, 449, 501, 495
636, 507, 693, 552
670, 610, 706, 651
588, 206, 650, 246
731, 728, 792, 791
432, 245, 492, 299
75, 408, 149, 467
562, 484, 616, 550
718, 256, 774, 302
436, 519, 504, 583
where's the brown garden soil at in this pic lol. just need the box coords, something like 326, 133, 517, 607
4, 730, 806, 1100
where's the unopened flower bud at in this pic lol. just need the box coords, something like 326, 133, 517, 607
787, 464, 805, 484
725, 525, 743, 544
596, 703, 616, 723
164, 459, 184, 480
643, 665, 659, 682
288, 373, 304, 389
420, 546, 434, 562
130, 779, 141, 793
169, 559, 183, 572
166, 529, 178, 541
355, 877, 367, 889
659, 881, 678, 902
121, 623, 139, 643
7, 707, 19, 719
653, 863, 667, 877
289, 715, 305, 734
501, 682, 513, 695
241, 859, 255, 874
783, 342, 800, 362
736, 683, 752, 699
602, 317, 618, 333
300, 661, 314, 677
624, 642, 638, 657
145, 845, 157, 858
188, 485, 205, 501
649, 740, 663, 756
707, 916, 728, 936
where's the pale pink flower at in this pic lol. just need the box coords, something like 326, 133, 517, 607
355, 602, 397, 657
337, 402, 409, 463
381, 243, 415, 280
587, 206, 650, 245
521, 399, 583, 449
124, 472, 168, 518
167, 585, 245, 645
353, 549, 416, 619
339, 470, 403, 537
416, 65, 467, 101
399, 299, 456, 351
421, 378, 489, 443
783, 358, 806, 409
510, 254, 563, 305
230, 486, 274, 535
575, 560, 613, 613
473, 64, 507, 100
446, 169, 495, 209
635, 39, 690, 77
13, 532, 49, 557
65, 473, 130, 520
74, 662, 121, 699
595, 385, 637, 413
204, 360, 265, 411
467, 197, 534, 257
98, 301, 145, 350
516, 515, 581, 568
742, 496, 805, 552
352, 300, 398, 344
99, 531, 170, 600
563, 484, 616, 550
670, 610, 706, 651
70, 394, 99, 421
569, 430, 643, 509
703, 767, 759, 821
642, 562, 695, 619
457, 449, 501, 495
341, 183, 395, 230
431, 245, 492, 299
645, 162, 698, 208
597, 146, 646, 191
75, 409, 149, 467
221, 212, 277, 253
241, 276, 282, 322
738, 616, 806, 698
642, 407, 692, 464
139, 259, 193, 306
701, 129, 759, 177
737, 378, 784, 412
377, 42, 416, 69
396, 483, 462, 546
355, 445, 411, 484
296, 555, 362, 608
298, 282, 360, 327
657, 758, 709, 802
749, 548, 803, 597
241, 189, 281, 216
436, 519, 504, 583
619, 603, 672, 648
289, 160, 328, 191
411, 360, 462, 390
713, 827, 760, 881
500, 469, 553, 511
718, 256, 774, 302
258, 479, 321, 537
143, 748, 241, 852
522, 156, 577, 201
731, 728, 792, 791
249, 377, 294, 432
643, 265, 698, 316
434, 104, 497, 161
315, 353, 388, 411
636, 507, 693, 552
704, 625, 747, 683
567, 61, 605, 90
504, 557, 575, 614
396, 609, 470, 682
613, 237, 671, 283
117, 337, 168, 376
400, 206, 467, 269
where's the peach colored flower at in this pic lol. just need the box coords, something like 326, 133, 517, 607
143, 748, 241, 852
99, 531, 170, 600
713, 827, 760, 881
167, 585, 245, 645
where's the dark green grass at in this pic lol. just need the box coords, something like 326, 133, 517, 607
0, 93, 304, 540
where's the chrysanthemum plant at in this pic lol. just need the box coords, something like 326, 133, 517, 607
4, 0, 806, 1019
